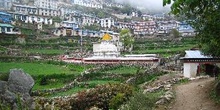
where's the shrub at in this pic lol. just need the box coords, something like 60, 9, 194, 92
109, 93, 126, 109
71, 83, 133, 110
120, 92, 154, 110
133, 71, 166, 85
0, 72, 9, 81
39, 76, 48, 85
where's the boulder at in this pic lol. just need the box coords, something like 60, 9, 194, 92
3, 90, 17, 104
0, 69, 35, 109
8, 69, 34, 93
0, 81, 7, 94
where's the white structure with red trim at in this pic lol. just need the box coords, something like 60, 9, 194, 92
61, 33, 159, 64
181, 50, 220, 78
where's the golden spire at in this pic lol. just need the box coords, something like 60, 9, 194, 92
102, 33, 112, 41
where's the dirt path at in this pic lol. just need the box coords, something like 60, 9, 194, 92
170, 78, 220, 110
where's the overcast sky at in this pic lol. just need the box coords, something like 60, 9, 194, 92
115, 0, 171, 12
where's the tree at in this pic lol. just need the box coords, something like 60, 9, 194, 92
120, 29, 135, 53
163, 0, 220, 56
170, 29, 180, 38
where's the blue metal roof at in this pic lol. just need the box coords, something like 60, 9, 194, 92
0, 23, 14, 27
0, 11, 11, 16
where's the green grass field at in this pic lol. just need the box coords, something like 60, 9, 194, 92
0, 62, 74, 75
33, 82, 64, 91
104, 66, 145, 74
0, 62, 87, 90
47, 80, 120, 97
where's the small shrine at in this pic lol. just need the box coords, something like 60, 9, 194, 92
92, 33, 120, 57
180, 50, 220, 78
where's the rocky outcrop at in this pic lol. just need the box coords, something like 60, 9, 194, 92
0, 69, 35, 109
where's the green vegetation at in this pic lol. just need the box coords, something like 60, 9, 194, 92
103, 66, 144, 74
0, 62, 74, 76
0, 46, 7, 52
0, 62, 89, 90
120, 29, 135, 52
47, 87, 86, 97
164, 0, 220, 56
121, 90, 165, 110
23, 49, 66, 55
71, 83, 133, 110
47, 80, 119, 97
133, 37, 197, 56
210, 89, 220, 104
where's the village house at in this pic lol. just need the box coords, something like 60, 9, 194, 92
10, 12, 53, 25
12, 4, 61, 17
73, 0, 103, 9
0, 0, 12, 11
157, 20, 179, 31
25, 16, 53, 24
59, 5, 76, 17
37, 8, 61, 17
115, 22, 134, 29
81, 14, 99, 26
178, 22, 195, 37
131, 11, 139, 17
0, 23, 20, 34
100, 18, 115, 29
12, 4, 38, 15
133, 21, 157, 35
10, 12, 28, 22
53, 21, 79, 36
82, 30, 100, 37
156, 20, 179, 36
0, 11, 13, 23
64, 11, 82, 23
103, 2, 123, 8
153, 14, 165, 20
34, 0, 58, 9
141, 14, 154, 21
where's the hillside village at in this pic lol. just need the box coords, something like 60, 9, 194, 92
0, 0, 195, 38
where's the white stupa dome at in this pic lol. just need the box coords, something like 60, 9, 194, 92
94, 42, 117, 52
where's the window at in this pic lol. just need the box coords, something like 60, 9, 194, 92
1, 27, 5, 32
7, 27, 10, 32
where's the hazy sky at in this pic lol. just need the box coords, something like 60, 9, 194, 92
116, 0, 171, 12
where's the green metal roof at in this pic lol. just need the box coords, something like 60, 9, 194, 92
0, 23, 13, 28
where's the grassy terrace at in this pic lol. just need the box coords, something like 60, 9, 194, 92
22, 49, 66, 55
0, 62, 74, 76
47, 80, 120, 97
132, 37, 197, 56
0, 62, 89, 91
103, 66, 144, 74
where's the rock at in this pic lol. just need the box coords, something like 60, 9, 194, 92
3, 90, 17, 104
164, 94, 173, 101
8, 69, 34, 94
156, 98, 167, 105
0, 81, 7, 94
164, 84, 172, 90
126, 77, 136, 84
0, 69, 35, 109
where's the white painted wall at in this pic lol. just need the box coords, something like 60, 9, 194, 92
184, 63, 199, 78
